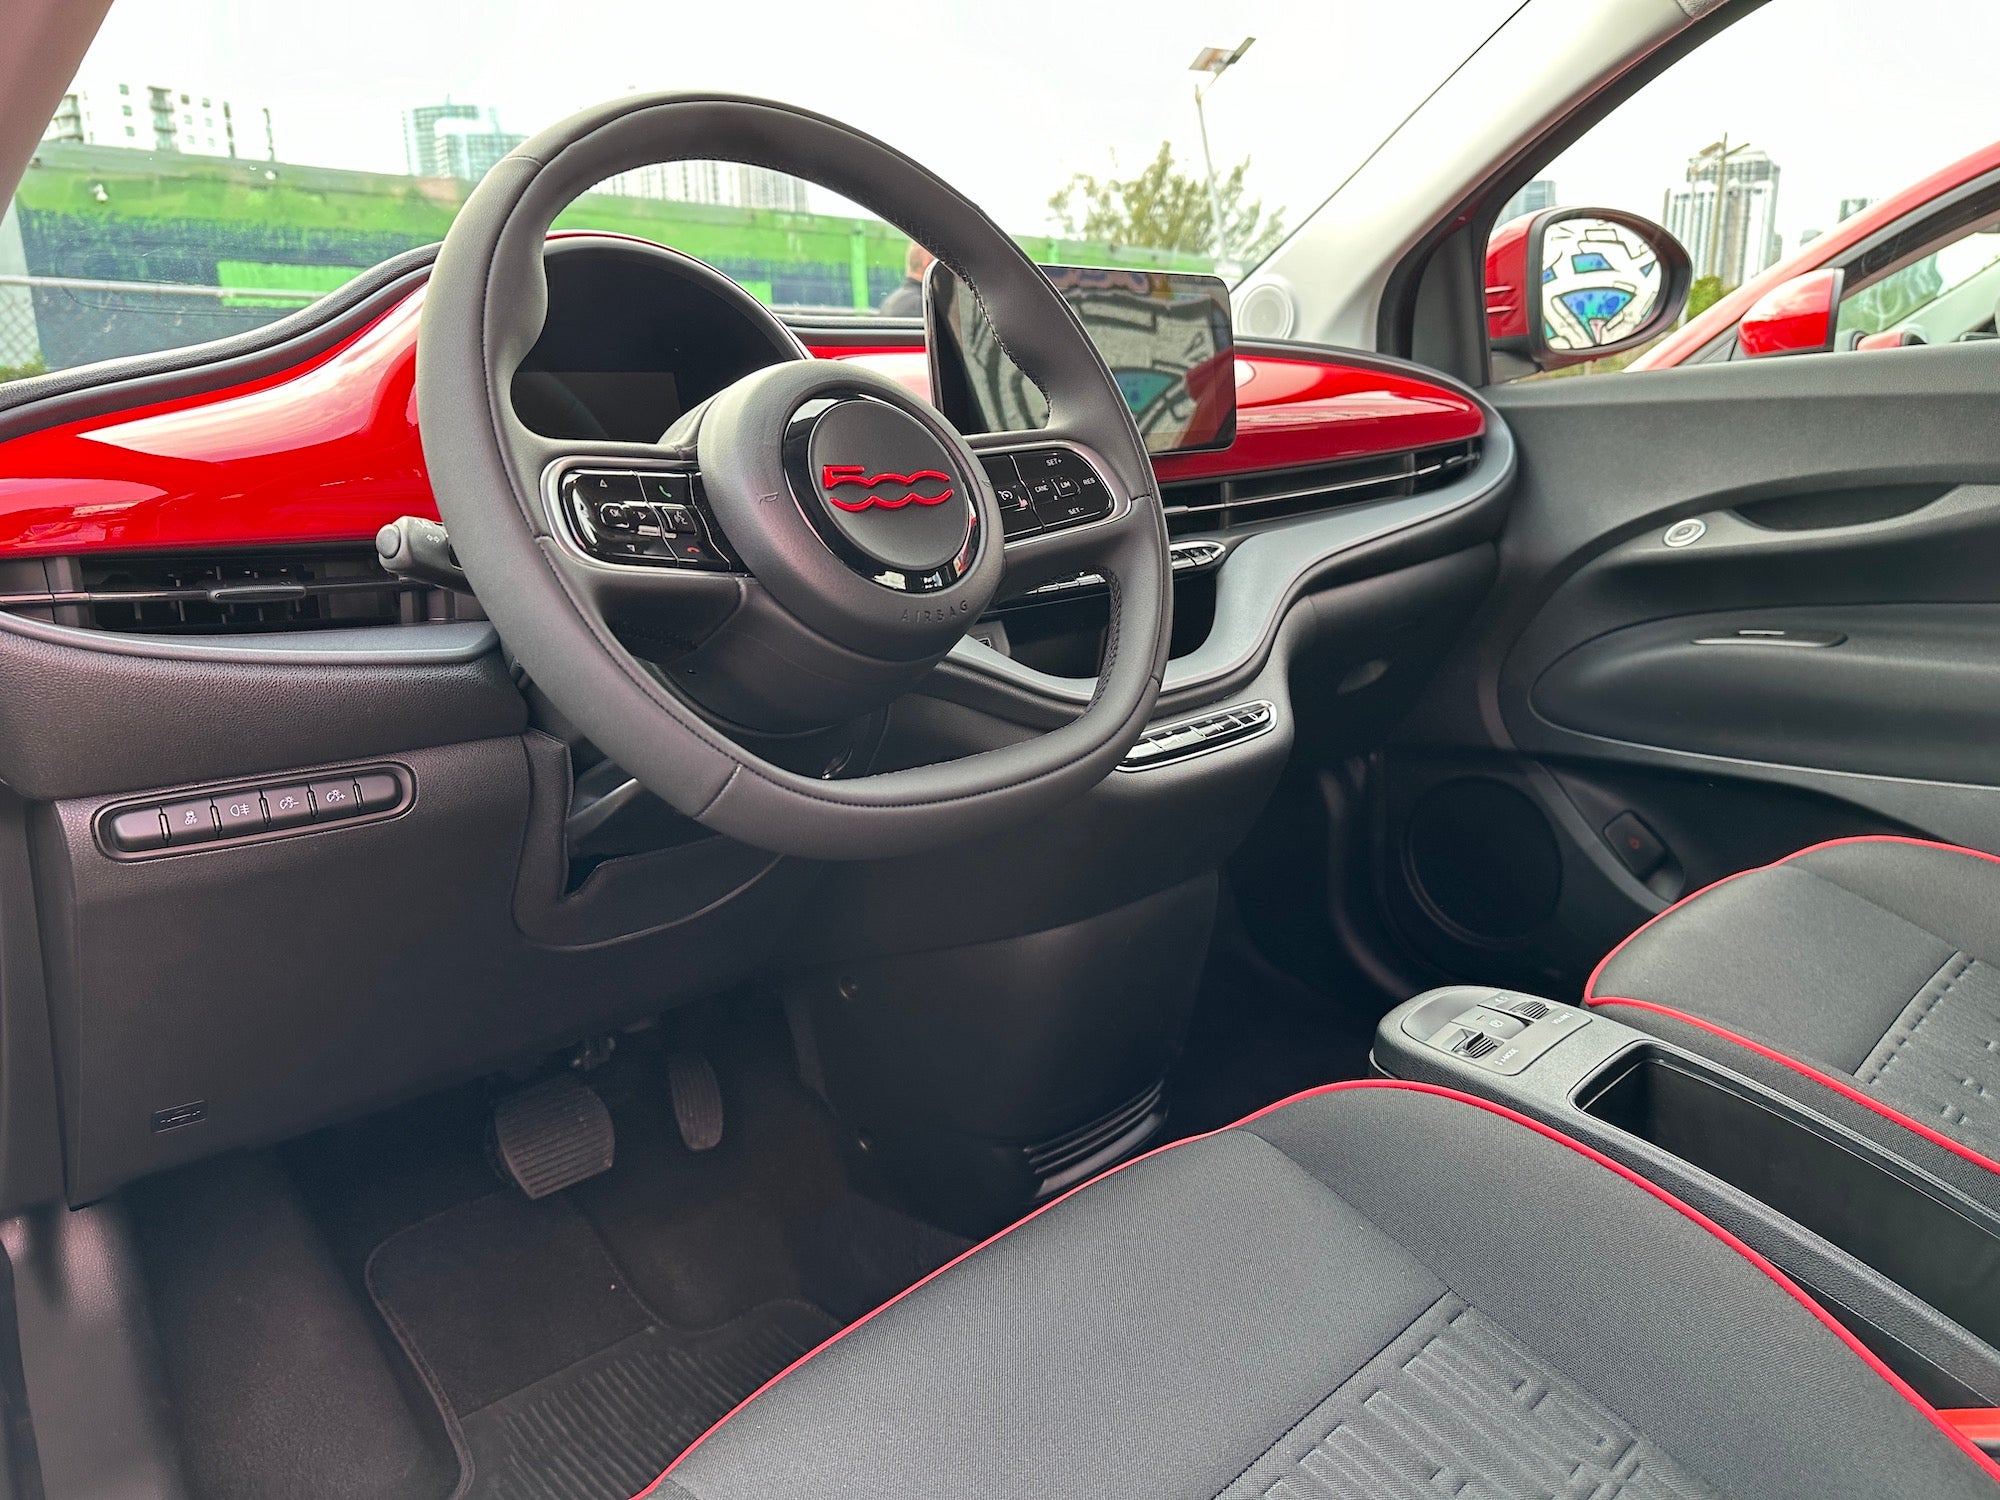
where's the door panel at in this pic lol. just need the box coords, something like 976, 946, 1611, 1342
1371, 341, 2000, 991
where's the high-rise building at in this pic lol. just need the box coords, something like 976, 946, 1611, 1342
43, 79, 273, 159
1495, 178, 1556, 224
1838, 196, 1874, 222
1661, 145, 1781, 288
404, 103, 524, 183
597, 160, 810, 212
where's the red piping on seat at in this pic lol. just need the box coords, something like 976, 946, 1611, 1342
1584, 835, 2000, 1003
632, 1077, 2000, 1495
1590, 995, 2000, 1181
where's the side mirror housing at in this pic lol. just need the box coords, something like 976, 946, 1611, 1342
1486, 206, 1692, 371
1738, 268, 1844, 358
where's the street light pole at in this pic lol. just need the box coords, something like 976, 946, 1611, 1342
1189, 37, 1254, 275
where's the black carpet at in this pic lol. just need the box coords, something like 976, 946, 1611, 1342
368, 1191, 835, 1500
128, 1154, 455, 1500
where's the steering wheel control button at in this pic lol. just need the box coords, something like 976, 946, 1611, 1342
107, 807, 170, 852
263, 785, 314, 829
790, 396, 978, 591
561, 468, 734, 572
215, 792, 268, 836
995, 447, 1113, 533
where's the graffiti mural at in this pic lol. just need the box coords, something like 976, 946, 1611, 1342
1541, 217, 1662, 351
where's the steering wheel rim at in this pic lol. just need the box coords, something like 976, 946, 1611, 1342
417, 93, 1170, 861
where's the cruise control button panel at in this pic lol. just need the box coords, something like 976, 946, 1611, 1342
560, 468, 735, 571
982, 448, 1112, 539
96, 764, 413, 859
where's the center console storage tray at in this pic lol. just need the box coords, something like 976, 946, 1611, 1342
1580, 1048, 2000, 1350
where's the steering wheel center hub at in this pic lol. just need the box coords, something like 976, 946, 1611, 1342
789, 397, 977, 589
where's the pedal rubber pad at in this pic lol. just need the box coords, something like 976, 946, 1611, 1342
666, 1050, 724, 1152
490, 1074, 615, 1199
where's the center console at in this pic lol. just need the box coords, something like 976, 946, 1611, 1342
1378, 987, 2000, 1413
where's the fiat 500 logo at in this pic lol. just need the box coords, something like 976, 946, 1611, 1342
820, 465, 954, 512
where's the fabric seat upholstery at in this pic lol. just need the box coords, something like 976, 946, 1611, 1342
644, 1081, 1996, 1500
1589, 837, 2000, 1178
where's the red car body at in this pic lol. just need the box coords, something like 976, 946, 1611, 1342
1629, 139, 2000, 369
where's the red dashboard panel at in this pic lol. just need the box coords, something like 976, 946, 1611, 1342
0, 287, 1482, 558
0, 292, 435, 557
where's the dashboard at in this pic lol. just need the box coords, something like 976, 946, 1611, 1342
0, 230, 1513, 1209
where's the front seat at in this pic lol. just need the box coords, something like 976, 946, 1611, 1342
1587, 836, 2000, 1182
642, 1081, 1995, 1500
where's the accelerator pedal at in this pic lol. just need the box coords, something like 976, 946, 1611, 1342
666, 1050, 724, 1152
490, 1073, 615, 1199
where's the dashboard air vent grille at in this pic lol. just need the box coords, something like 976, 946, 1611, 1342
1162, 438, 1479, 536
0, 547, 477, 634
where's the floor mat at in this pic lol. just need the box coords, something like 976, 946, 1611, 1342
367, 1189, 837, 1500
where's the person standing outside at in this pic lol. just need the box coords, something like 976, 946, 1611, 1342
877, 242, 935, 316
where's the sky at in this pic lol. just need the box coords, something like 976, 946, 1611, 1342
62, 0, 2000, 263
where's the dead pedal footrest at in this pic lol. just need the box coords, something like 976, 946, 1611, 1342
490, 1074, 615, 1199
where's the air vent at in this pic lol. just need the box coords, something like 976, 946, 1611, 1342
0, 547, 476, 634
1162, 439, 1479, 536
1023, 1079, 1166, 1196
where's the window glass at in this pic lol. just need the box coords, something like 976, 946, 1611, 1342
1492, 0, 2000, 379
3, 0, 1517, 382
1837, 219, 2000, 344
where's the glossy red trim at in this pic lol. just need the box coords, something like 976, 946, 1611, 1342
0, 276, 1481, 560
0, 291, 435, 556
632, 1077, 2000, 1497
819, 465, 954, 511
812, 346, 1485, 485
1151, 354, 1484, 483
1633, 137, 2000, 370
1736, 268, 1842, 358
1482, 213, 1534, 343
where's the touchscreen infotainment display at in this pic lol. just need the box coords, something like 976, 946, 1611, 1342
926, 263, 1235, 455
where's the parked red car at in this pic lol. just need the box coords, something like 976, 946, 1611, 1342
1631, 139, 2000, 367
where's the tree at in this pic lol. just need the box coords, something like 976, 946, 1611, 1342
1686, 274, 1725, 321
1048, 141, 1285, 264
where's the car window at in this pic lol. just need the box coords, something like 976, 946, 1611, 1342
3, 0, 1520, 382
1837, 218, 2000, 346
1487, 0, 2000, 380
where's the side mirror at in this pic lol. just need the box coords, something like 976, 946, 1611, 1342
1486, 207, 1691, 370
1738, 268, 1844, 358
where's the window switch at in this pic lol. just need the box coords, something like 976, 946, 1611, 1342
1603, 811, 1667, 879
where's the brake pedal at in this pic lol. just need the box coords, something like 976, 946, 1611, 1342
667, 1050, 724, 1152
490, 1073, 615, 1199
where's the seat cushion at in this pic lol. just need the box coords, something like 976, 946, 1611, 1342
643, 1082, 1996, 1500
1589, 836, 2000, 1174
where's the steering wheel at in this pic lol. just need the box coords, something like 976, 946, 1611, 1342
417, 94, 1170, 861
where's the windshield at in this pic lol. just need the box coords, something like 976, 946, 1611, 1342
5, 0, 1516, 378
